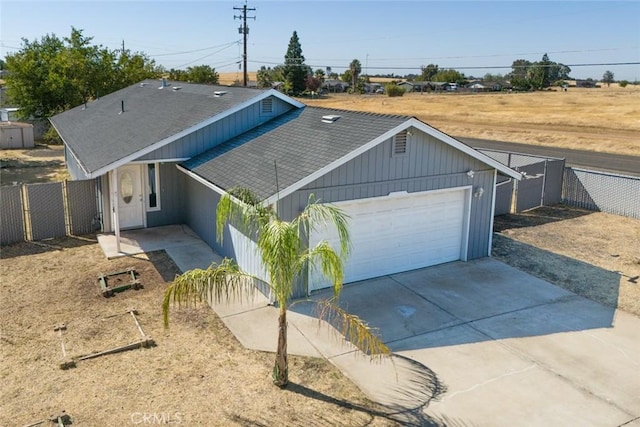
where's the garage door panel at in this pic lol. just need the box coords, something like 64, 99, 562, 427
309, 189, 468, 291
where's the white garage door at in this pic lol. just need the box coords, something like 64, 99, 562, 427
309, 188, 469, 292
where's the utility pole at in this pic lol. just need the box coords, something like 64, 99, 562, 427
234, 1, 256, 87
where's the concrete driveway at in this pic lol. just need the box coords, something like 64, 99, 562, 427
293, 259, 640, 426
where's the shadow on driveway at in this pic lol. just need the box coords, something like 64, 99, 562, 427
300, 257, 618, 351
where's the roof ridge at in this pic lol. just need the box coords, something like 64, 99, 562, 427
303, 105, 410, 120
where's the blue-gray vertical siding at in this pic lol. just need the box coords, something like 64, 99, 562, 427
146, 163, 186, 227
65, 146, 90, 180
182, 174, 242, 259
278, 131, 496, 261
137, 97, 293, 161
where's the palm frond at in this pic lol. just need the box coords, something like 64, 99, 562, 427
216, 188, 271, 244
163, 258, 258, 328
297, 195, 351, 259
304, 240, 345, 297
314, 298, 391, 359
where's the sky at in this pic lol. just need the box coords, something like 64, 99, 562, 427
1, 1, 639, 81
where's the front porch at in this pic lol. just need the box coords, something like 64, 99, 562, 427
97, 224, 222, 273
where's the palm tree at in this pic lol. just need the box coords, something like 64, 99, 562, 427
349, 59, 362, 92
163, 190, 390, 388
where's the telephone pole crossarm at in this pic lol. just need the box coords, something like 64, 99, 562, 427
233, 2, 256, 87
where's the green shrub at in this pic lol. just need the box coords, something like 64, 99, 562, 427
41, 125, 63, 145
619, 80, 629, 88
385, 83, 405, 97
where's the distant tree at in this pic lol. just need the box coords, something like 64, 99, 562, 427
420, 64, 439, 81
283, 31, 309, 95
169, 68, 188, 82
0, 58, 5, 69
385, 82, 405, 97
116, 50, 160, 88
185, 65, 219, 84
313, 68, 326, 83
305, 75, 322, 93
602, 70, 615, 86
256, 66, 274, 88
349, 59, 362, 93
483, 72, 504, 82
509, 55, 570, 90
619, 80, 629, 88
5, 27, 159, 120
432, 69, 465, 83
341, 70, 352, 84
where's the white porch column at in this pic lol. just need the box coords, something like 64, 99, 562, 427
111, 169, 121, 254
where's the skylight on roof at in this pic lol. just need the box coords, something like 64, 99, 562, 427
321, 114, 341, 123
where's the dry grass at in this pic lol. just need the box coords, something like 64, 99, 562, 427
0, 239, 398, 426
217, 72, 640, 158
493, 206, 640, 316
0, 144, 69, 184
301, 87, 640, 156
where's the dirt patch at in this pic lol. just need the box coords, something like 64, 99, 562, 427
0, 144, 68, 184
0, 239, 399, 426
492, 205, 640, 316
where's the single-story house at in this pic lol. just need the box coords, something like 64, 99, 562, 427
50, 79, 521, 297
323, 79, 349, 93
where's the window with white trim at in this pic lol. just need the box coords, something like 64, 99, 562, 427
147, 163, 161, 211
392, 130, 408, 156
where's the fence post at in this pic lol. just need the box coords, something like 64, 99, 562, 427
540, 159, 548, 206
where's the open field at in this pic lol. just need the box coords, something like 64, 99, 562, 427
302, 87, 640, 157
216, 72, 640, 156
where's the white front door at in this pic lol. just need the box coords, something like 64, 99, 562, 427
116, 164, 144, 229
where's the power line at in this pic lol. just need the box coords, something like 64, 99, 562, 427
248, 59, 640, 72
173, 42, 239, 69
149, 41, 242, 57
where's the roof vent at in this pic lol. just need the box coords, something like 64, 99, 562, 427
213, 91, 227, 97
321, 114, 341, 123
139, 82, 147, 87
172, 86, 182, 91
158, 77, 168, 89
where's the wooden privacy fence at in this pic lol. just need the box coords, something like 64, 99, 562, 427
1, 180, 101, 245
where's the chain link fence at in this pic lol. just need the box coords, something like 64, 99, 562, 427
562, 168, 640, 219
1, 179, 101, 245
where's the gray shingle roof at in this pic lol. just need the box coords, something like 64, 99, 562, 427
50, 79, 269, 175
182, 107, 409, 200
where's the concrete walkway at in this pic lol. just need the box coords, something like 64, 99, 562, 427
98, 226, 640, 426
97, 224, 222, 271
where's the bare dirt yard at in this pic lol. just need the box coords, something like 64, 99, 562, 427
0, 239, 399, 426
0, 144, 68, 185
1, 208, 638, 426
492, 205, 640, 317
